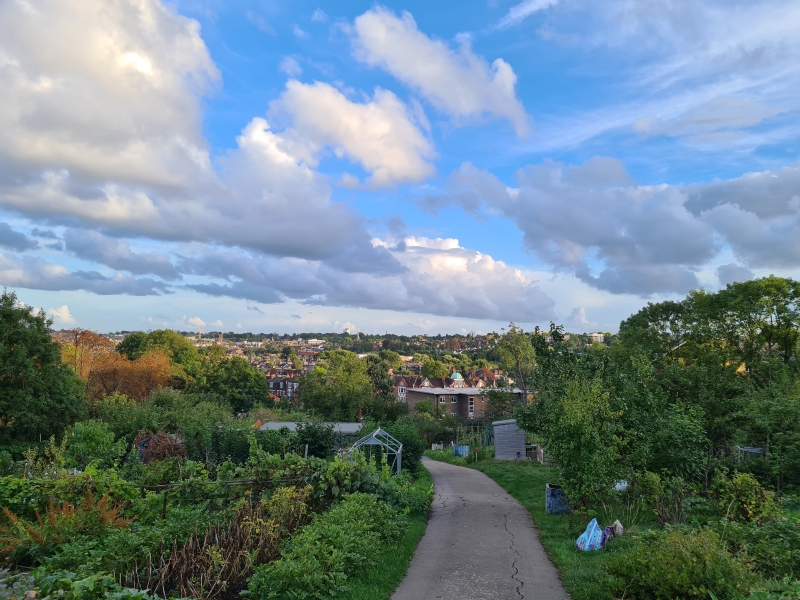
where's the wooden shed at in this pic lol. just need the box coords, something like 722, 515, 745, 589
492, 419, 526, 460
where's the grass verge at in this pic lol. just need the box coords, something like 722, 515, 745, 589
468, 460, 644, 600
336, 469, 432, 600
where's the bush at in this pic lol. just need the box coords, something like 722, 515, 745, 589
0, 491, 132, 566
605, 527, 755, 600
382, 421, 425, 473
34, 570, 161, 600
247, 493, 405, 599
64, 420, 126, 470
636, 470, 692, 525
718, 519, 800, 580
711, 471, 781, 524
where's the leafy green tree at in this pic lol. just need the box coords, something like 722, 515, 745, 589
421, 358, 449, 379
115, 332, 148, 360
496, 323, 536, 403
377, 350, 402, 371
299, 351, 372, 420
0, 290, 88, 443
195, 354, 271, 412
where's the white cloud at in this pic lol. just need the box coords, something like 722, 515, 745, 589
279, 56, 302, 77
311, 9, 327, 22
184, 315, 205, 329
350, 7, 529, 136
210, 320, 223, 327
293, 25, 309, 39
494, 0, 558, 30
270, 80, 435, 186
565, 307, 597, 331
49, 304, 75, 324
0, 0, 219, 189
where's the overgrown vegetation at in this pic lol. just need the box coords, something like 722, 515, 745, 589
481, 276, 800, 600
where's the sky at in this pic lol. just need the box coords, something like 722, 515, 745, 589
1, 0, 799, 335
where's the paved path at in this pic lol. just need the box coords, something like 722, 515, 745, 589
392, 458, 570, 600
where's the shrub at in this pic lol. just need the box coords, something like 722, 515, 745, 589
247, 493, 405, 600
0, 491, 132, 566
718, 519, 800, 580
636, 470, 692, 525
34, 570, 161, 600
711, 471, 780, 524
605, 527, 755, 600
64, 420, 126, 470
382, 421, 425, 473
133, 431, 186, 464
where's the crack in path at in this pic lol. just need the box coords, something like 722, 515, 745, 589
504, 513, 525, 599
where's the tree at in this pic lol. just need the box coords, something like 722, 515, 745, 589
195, 355, 271, 412
299, 351, 372, 420
117, 329, 201, 385
378, 350, 402, 371
0, 290, 88, 442
55, 329, 115, 383
496, 323, 536, 403
421, 358, 449, 379
87, 350, 172, 401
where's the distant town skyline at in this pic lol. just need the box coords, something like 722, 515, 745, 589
1, 0, 799, 335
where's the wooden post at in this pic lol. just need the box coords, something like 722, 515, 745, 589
162, 490, 168, 519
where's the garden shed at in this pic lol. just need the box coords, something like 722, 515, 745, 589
492, 419, 526, 460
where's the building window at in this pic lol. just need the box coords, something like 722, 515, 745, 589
451, 395, 458, 403
481, 396, 485, 402
469, 397, 475, 416
438, 396, 445, 404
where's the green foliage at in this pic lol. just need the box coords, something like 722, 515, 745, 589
34, 570, 162, 600
711, 471, 781, 524
496, 323, 536, 400
296, 422, 335, 459
299, 351, 372, 420
718, 519, 800, 580
192, 351, 271, 412
605, 527, 755, 600
381, 420, 425, 472
534, 378, 622, 509
635, 470, 692, 525
247, 493, 405, 600
0, 290, 88, 443
420, 359, 448, 379
64, 421, 126, 470
483, 390, 515, 422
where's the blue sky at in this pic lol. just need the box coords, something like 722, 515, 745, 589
1, 0, 799, 335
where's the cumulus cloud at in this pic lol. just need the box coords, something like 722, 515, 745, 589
180, 238, 555, 322
49, 305, 75, 324
63, 229, 179, 280
0, 223, 38, 251
270, 81, 435, 186
350, 7, 529, 136
0, 253, 171, 296
494, 0, 559, 30
184, 315, 205, 329
311, 9, 328, 22
428, 158, 718, 295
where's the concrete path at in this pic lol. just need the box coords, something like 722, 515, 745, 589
392, 458, 570, 600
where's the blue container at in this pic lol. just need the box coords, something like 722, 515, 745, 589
453, 444, 470, 458
546, 483, 570, 515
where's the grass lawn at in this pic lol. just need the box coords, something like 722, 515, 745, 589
337, 469, 432, 600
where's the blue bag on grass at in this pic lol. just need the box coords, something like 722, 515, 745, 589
575, 517, 605, 551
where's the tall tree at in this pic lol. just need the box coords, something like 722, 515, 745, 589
299, 351, 371, 420
496, 323, 536, 403
0, 290, 88, 442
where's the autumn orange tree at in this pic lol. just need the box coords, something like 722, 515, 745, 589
87, 350, 172, 401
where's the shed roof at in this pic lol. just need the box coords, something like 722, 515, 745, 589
259, 421, 363, 435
